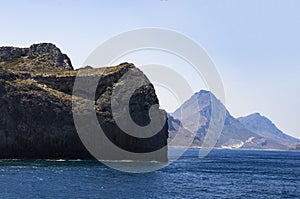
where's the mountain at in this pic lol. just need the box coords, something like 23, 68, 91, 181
0, 43, 73, 72
0, 43, 168, 161
168, 90, 293, 149
238, 113, 300, 148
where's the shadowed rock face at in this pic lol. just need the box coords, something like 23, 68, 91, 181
0, 44, 168, 161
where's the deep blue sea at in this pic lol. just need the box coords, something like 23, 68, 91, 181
0, 149, 299, 198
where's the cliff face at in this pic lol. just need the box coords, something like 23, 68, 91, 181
0, 43, 168, 161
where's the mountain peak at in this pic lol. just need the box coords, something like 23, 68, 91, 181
252, 112, 261, 116
169, 90, 299, 150
196, 90, 210, 95
0, 43, 73, 72
194, 90, 214, 102
238, 113, 300, 145
194, 90, 216, 99
244, 112, 265, 120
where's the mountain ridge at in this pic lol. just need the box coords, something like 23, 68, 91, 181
168, 90, 299, 150
238, 112, 300, 147
0, 43, 73, 72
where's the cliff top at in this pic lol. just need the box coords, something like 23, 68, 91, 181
0, 43, 138, 78
0, 43, 73, 72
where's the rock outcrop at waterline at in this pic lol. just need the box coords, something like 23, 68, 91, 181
0, 43, 168, 161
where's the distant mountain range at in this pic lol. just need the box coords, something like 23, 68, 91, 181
238, 113, 300, 148
168, 90, 300, 150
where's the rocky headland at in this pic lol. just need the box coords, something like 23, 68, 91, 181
0, 43, 168, 161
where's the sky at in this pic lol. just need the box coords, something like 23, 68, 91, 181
1, 0, 300, 138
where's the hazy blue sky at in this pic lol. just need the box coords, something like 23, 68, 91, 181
1, 0, 300, 138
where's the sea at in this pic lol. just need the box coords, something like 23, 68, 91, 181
0, 148, 299, 198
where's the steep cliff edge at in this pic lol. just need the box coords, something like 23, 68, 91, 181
0, 43, 168, 161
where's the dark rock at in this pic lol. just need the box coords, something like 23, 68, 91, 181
0, 43, 73, 72
77, 65, 93, 70
0, 44, 168, 161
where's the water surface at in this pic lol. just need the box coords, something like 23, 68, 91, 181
0, 149, 299, 198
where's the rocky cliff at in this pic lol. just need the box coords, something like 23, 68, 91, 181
0, 43, 73, 72
0, 43, 168, 161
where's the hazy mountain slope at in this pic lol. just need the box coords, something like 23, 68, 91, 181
168, 90, 289, 149
238, 113, 300, 147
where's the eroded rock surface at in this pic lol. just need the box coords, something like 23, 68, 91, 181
0, 43, 73, 72
0, 44, 168, 161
